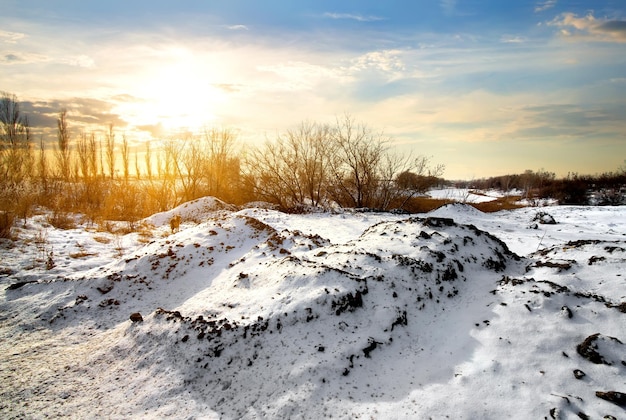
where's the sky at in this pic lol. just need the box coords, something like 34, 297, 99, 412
1, 0, 625, 179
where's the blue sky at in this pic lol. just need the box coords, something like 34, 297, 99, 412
2, 0, 625, 178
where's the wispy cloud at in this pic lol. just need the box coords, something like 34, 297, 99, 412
534, 0, 557, 13
1, 51, 48, 64
226, 24, 249, 31
549, 12, 626, 43
323, 12, 384, 22
0, 30, 25, 44
59, 54, 96, 68
501, 35, 526, 44
213, 83, 242, 93
440, 0, 457, 16
349, 49, 406, 76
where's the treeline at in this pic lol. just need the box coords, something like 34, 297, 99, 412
465, 169, 626, 205
0, 92, 443, 237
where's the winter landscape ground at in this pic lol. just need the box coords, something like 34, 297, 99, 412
0, 193, 625, 419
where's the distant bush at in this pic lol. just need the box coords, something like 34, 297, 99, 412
470, 168, 625, 206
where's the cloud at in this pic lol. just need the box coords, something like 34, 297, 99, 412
1, 49, 93, 67
501, 35, 526, 44
257, 60, 348, 91
515, 103, 626, 140
3, 53, 20, 62
226, 25, 249, 31
1, 51, 48, 64
20, 97, 127, 131
440, 0, 456, 16
549, 12, 626, 43
350, 50, 406, 75
323, 12, 384, 22
59, 54, 96, 68
136, 122, 165, 138
534, 0, 557, 13
213, 83, 242, 93
111, 94, 140, 103
0, 30, 25, 44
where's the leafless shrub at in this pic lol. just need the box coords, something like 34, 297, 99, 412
47, 210, 76, 230
0, 211, 14, 239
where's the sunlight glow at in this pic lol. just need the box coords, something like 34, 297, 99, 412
116, 50, 227, 136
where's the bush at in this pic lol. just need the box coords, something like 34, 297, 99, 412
0, 211, 15, 239
47, 211, 76, 230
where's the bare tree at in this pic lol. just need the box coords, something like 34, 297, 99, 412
244, 136, 298, 208
202, 128, 239, 198
144, 141, 153, 181
76, 132, 91, 180
327, 115, 387, 208
0, 91, 33, 192
244, 121, 334, 209
105, 124, 116, 180
134, 150, 141, 181
38, 137, 49, 193
147, 139, 179, 210
289, 121, 333, 207
55, 110, 71, 182
121, 134, 130, 182
394, 156, 445, 209
178, 136, 205, 202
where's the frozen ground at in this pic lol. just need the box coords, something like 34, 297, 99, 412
1, 197, 625, 419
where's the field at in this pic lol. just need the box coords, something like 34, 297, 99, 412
1, 196, 625, 419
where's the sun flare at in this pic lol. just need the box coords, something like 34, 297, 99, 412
117, 54, 227, 136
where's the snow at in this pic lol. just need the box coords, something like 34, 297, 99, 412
427, 188, 511, 203
1, 199, 625, 419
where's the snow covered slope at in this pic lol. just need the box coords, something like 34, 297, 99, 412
1, 203, 624, 419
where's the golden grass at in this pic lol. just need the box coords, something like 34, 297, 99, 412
93, 235, 112, 244
393, 197, 455, 213
391, 195, 526, 214
470, 196, 524, 212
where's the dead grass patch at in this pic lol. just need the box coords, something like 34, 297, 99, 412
47, 212, 76, 230
93, 235, 112, 244
396, 197, 455, 213
0, 211, 15, 240
70, 251, 98, 259
471, 196, 524, 212
137, 226, 154, 244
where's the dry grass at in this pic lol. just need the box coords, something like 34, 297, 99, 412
389, 195, 526, 214
136, 223, 155, 243
47, 211, 76, 230
0, 211, 15, 239
70, 251, 98, 259
471, 196, 524, 212
93, 235, 112, 244
397, 197, 455, 213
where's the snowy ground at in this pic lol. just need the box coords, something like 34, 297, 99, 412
427, 188, 513, 203
1, 197, 625, 419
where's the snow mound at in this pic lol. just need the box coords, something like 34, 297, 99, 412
429, 202, 484, 219
36, 216, 522, 418
143, 196, 237, 227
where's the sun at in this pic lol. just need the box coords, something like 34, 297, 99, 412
119, 53, 227, 136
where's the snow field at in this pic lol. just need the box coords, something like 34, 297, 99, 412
1, 198, 625, 419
